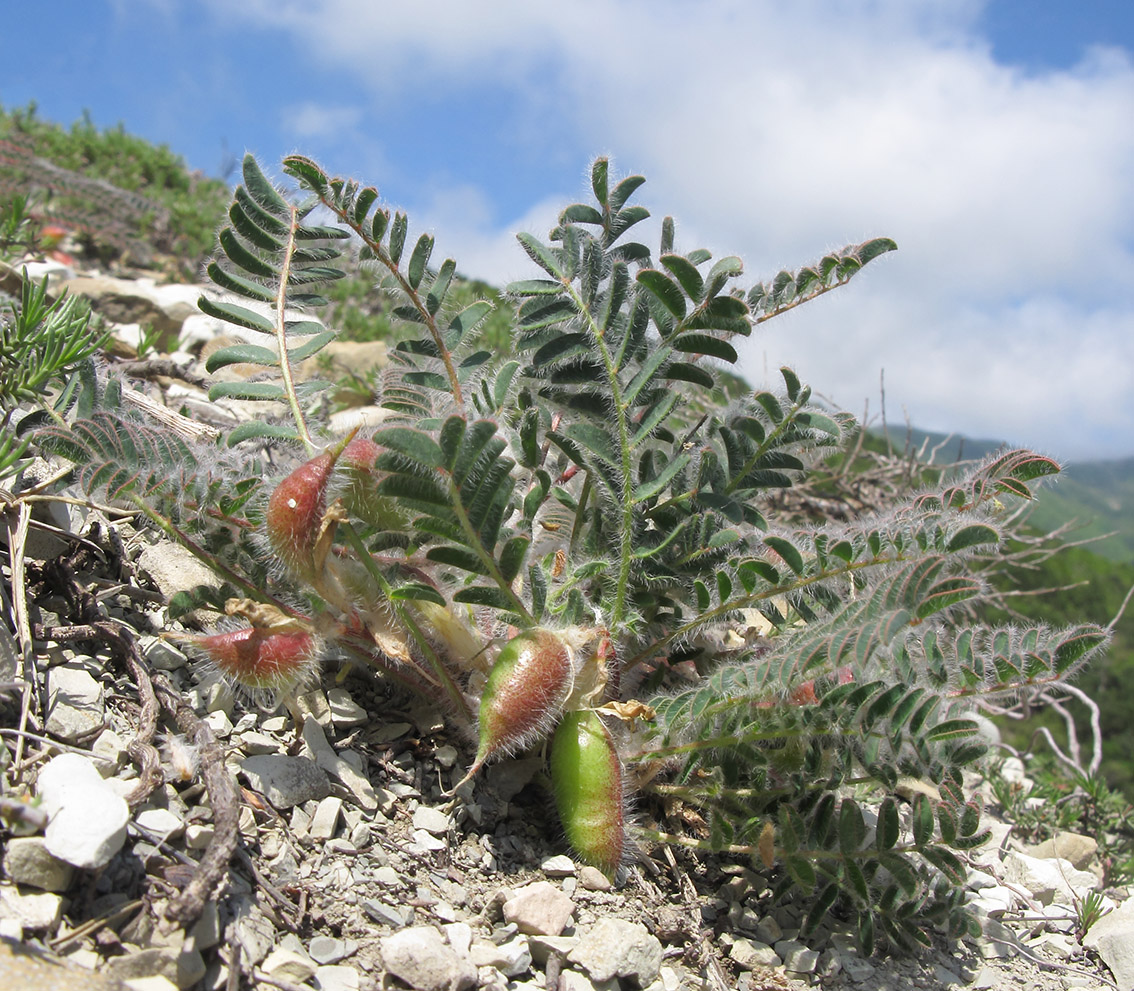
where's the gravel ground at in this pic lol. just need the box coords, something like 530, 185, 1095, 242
0, 502, 1124, 991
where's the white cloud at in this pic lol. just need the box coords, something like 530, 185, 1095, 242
282, 101, 363, 140
203, 0, 1134, 459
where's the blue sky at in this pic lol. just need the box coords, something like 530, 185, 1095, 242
4, 0, 1134, 462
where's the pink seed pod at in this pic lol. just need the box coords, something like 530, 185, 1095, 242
471, 629, 574, 775
185, 627, 317, 694
266, 450, 339, 577
551, 709, 626, 877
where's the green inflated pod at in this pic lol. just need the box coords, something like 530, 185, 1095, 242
550, 709, 625, 877
460, 630, 573, 786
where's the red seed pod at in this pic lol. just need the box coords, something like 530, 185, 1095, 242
187, 627, 317, 693
551, 709, 625, 876
472, 629, 573, 772
266, 450, 338, 576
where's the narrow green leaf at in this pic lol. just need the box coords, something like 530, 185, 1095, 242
803, 884, 839, 936
374, 427, 444, 469
205, 343, 278, 371
672, 332, 737, 364
591, 158, 609, 206
785, 856, 816, 891
426, 258, 456, 315
877, 798, 900, 850
353, 187, 379, 225
388, 212, 408, 265
243, 155, 291, 216
925, 718, 978, 741
665, 362, 715, 388
764, 536, 804, 575
561, 204, 604, 225
408, 233, 434, 290
839, 799, 866, 854
226, 420, 300, 446
228, 202, 284, 253
946, 524, 999, 552
609, 174, 646, 212
498, 536, 530, 584
633, 452, 690, 503
286, 330, 336, 361
506, 279, 564, 296
387, 583, 446, 606
207, 382, 286, 401
207, 262, 274, 303
196, 297, 274, 335
281, 154, 328, 195
453, 585, 517, 611
661, 254, 704, 301
637, 269, 686, 319
426, 545, 489, 576
517, 232, 566, 279
911, 793, 934, 847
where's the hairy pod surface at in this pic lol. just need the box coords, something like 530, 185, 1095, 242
473, 629, 573, 772
551, 709, 625, 876
266, 450, 338, 576
187, 628, 317, 692
338, 435, 408, 531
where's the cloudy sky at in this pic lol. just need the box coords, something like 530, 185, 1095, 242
4, 1, 1134, 462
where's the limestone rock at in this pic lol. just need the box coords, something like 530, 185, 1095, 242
45, 663, 104, 742
502, 881, 575, 937
728, 938, 781, 970
568, 918, 663, 987
380, 926, 476, 991
1002, 850, 1097, 906
2, 837, 74, 892
1084, 896, 1134, 991
1025, 831, 1098, 871
240, 754, 331, 809
37, 753, 129, 869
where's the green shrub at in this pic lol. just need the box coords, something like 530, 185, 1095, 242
38, 154, 1110, 952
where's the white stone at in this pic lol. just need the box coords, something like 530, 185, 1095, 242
540, 854, 576, 877
326, 687, 368, 728
37, 753, 129, 869
443, 923, 473, 957
134, 807, 184, 839
0, 886, 63, 930
240, 754, 330, 808
1002, 851, 1097, 906
503, 881, 575, 937
309, 796, 343, 840
262, 947, 317, 983
45, 664, 104, 741
309, 936, 349, 965
380, 927, 477, 991
471, 936, 532, 977
301, 716, 378, 810
185, 824, 214, 850
1083, 896, 1134, 991
91, 729, 129, 775
568, 918, 663, 986
774, 940, 819, 974
729, 938, 781, 969
412, 805, 451, 836
315, 964, 361, 991
2, 837, 74, 892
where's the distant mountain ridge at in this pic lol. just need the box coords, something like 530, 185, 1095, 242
873, 427, 1134, 563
